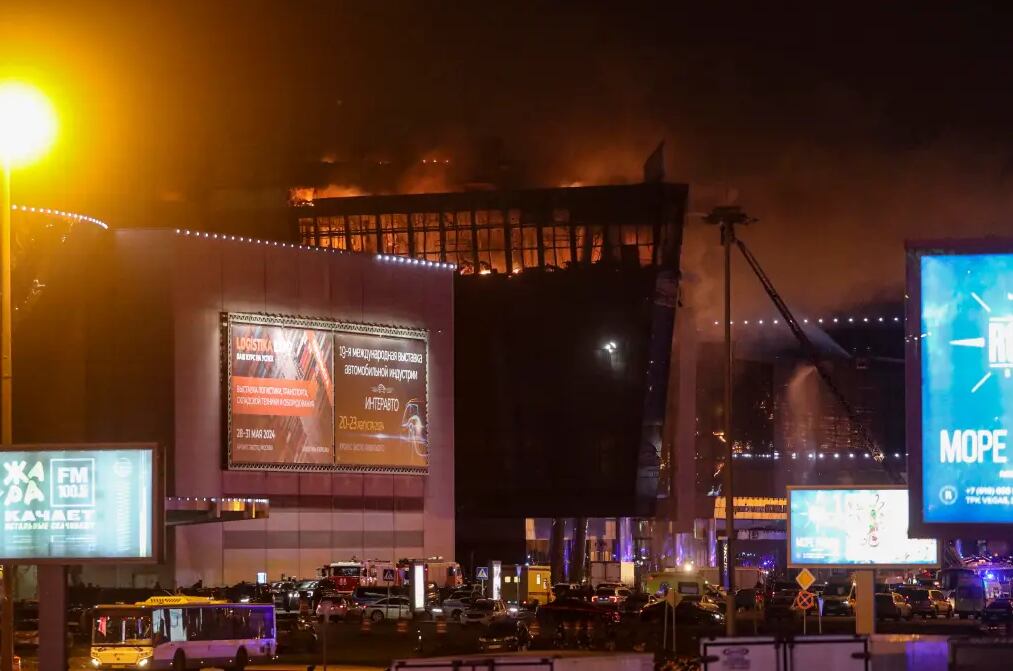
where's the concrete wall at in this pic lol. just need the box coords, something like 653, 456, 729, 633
15, 228, 453, 587
162, 230, 455, 585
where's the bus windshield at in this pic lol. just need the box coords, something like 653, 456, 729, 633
93, 609, 153, 646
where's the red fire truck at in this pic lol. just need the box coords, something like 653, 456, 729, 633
318, 560, 365, 593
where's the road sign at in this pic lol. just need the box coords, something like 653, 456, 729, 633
476, 566, 489, 580
796, 568, 816, 591
794, 589, 816, 611
383, 568, 396, 582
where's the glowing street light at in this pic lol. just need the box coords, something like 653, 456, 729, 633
0, 81, 57, 671
0, 82, 57, 167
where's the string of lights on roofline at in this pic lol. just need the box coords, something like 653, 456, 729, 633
730, 451, 905, 460
11, 204, 109, 230
173, 229, 456, 271
711, 316, 903, 326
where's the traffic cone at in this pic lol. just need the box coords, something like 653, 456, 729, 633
360, 615, 372, 634
436, 619, 447, 635
397, 619, 408, 634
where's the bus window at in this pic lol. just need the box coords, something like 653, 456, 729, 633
249, 606, 274, 639
169, 608, 186, 642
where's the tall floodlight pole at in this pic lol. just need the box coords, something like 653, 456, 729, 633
0, 155, 10, 671
704, 206, 752, 637
0, 82, 57, 671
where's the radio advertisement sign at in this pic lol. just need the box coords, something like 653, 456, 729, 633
788, 487, 938, 568
226, 314, 428, 472
910, 247, 1013, 532
0, 445, 158, 562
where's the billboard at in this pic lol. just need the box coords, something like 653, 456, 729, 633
229, 323, 335, 465
0, 444, 159, 562
908, 245, 1013, 534
334, 331, 428, 469
788, 487, 938, 568
226, 314, 428, 472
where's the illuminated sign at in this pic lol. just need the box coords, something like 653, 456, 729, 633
491, 561, 502, 600
411, 563, 425, 611
788, 487, 938, 568
911, 250, 1013, 530
0, 445, 158, 562
226, 314, 428, 472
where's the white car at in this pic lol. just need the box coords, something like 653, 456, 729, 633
365, 596, 412, 622
442, 591, 480, 621
462, 598, 508, 625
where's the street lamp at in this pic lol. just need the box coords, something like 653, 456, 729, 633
0, 81, 57, 671
0, 81, 56, 439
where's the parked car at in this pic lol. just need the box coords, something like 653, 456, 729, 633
619, 593, 657, 619
896, 588, 937, 618
478, 619, 531, 653
820, 582, 855, 616
441, 592, 478, 621
271, 581, 300, 612
875, 592, 913, 621
641, 599, 725, 626
12, 618, 38, 649
929, 589, 952, 618
275, 612, 318, 653
352, 586, 396, 608
296, 579, 320, 604
551, 583, 581, 600
734, 588, 760, 612
765, 584, 800, 620
593, 585, 632, 605
536, 597, 604, 624
982, 598, 1013, 624
316, 595, 358, 622
462, 598, 508, 625
365, 596, 412, 622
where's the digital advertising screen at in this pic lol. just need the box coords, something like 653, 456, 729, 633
909, 246, 1013, 533
334, 331, 428, 469
229, 322, 335, 465
226, 314, 429, 473
788, 487, 938, 568
0, 445, 158, 562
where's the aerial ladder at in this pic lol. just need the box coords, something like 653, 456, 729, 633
707, 206, 902, 483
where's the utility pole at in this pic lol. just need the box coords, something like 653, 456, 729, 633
0, 156, 12, 671
704, 206, 754, 637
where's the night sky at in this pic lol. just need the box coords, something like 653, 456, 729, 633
3, 1, 1012, 316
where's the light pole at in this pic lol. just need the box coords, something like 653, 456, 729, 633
0, 81, 57, 671
704, 206, 752, 637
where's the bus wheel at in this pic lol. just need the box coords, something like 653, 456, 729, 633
227, 648, 247, 671
173, 651, 187, 671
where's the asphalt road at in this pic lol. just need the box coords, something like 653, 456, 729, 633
16, 613, 1006, 670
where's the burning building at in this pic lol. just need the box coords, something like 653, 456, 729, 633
292, 182, 688, 576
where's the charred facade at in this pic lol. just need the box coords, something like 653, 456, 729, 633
293, 183, 688, 567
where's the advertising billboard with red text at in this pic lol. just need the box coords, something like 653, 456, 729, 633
226, 314, 428, 473
229, 323, 335, 465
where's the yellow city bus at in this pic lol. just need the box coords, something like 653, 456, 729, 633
90, 595, 275, 670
